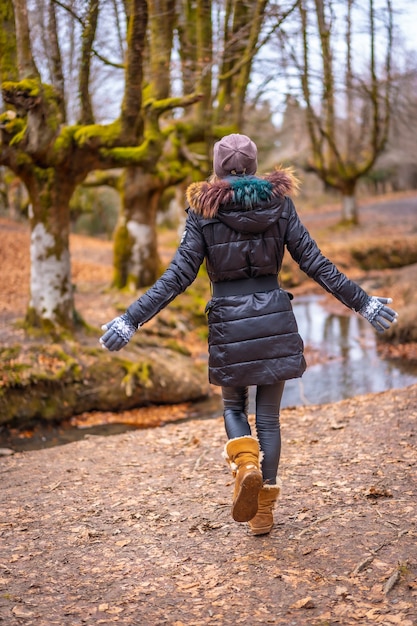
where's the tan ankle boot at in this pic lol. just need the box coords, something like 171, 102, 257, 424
224, 436, 263, 523
248, 479, 282, 535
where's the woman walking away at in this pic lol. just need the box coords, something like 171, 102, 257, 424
100, 134, 398, 536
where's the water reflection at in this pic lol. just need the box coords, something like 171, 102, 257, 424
279, 295, 417, 408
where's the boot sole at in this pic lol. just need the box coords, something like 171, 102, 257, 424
232, 471, 263, 522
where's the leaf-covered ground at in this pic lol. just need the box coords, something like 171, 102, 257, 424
1, 384, 416, 625
1, 194, 417, 624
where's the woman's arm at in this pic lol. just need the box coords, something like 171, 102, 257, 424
283, 197, 368, 311
282, 198, 397, 331
100, 210, 206, 351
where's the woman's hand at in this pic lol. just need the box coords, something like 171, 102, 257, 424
358, 296, 398, 333
99, 312, 138, 351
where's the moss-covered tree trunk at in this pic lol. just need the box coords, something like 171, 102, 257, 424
113, 167, 163, 289
0, 0, 18, 82
24, 170, 77, 328
1, 73, 80, 329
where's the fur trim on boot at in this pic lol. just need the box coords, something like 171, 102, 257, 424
224, 436, 263, 523
248, 479, 282, 536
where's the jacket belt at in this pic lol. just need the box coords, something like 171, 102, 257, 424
212, 275, 279, 297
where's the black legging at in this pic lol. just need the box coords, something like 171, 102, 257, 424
222, 382, 285, 484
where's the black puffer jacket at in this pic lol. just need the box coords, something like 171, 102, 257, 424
127, 169, 368, 387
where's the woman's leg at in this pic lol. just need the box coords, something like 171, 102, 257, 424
255, 382, 285, 484
222, 386, 263, 522
222, 386, 251, 439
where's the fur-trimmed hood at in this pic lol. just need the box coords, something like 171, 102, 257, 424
186, 167, 298, 220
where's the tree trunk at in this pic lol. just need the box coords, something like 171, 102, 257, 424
341, 192, 358, 224
0, 0, 18, 81
78, 0, 99, 125
113, 167, 162, 290
12, 0, 39, 78
25, 172, 76, 328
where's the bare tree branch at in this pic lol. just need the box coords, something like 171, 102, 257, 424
219, 1, 298, 82
53, 0, 124, 69
48, 0, 66, 122
120, 0, 148, 140
13, 0, 40, 79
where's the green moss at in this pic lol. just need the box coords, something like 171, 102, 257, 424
213, 124, 238, 139
42, 83, 60, 104
15, 152, 32, 166
0, 112, 25, 136
100, 140, 151, 165
2, 78, 62, 105
112, 222, 134, 289
141, 83, 153, 103
0, 344, 81, 389
32, 165, 54, 185
22, 309, 75, 340
2, 79, 63, 149
161, 157, 190, 182
197, 327, 208, 341
53, 125, 79, 156
74, 120, 121, 147
0, 2, 18, 82
2, 78, 40, 98
9, 128, 25, 145
0, 334, 207, 426
185, 288, 207, 323
121, 360, 153, 396
99, 121, 163, 165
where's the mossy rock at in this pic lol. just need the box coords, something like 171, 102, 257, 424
0, 340, 209, 427
350, 237, 417, 270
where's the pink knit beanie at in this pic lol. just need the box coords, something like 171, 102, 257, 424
213, 134, 258, 177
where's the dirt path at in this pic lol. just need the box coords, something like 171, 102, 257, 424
1, 195, 417, 624
1, 384, 416, 625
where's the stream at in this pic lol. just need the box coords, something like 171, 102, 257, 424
280, 295, 417, 408
2, 294, 417, 451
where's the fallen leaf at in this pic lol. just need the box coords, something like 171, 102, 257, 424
383, 570, 401, 594
115, 539, 131, 547
12, 606, 34, 618
382, 615, 410, 625
107, 607, 124, 614
364, 485, 393, 499
290, 596, 316, 609
335, 586, 348, 596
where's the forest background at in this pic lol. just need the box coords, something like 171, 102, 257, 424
1, 0, 417, 427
